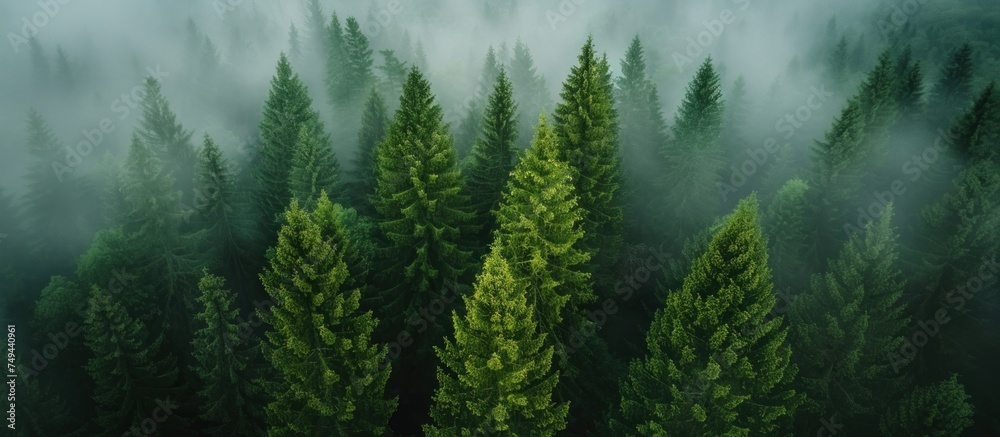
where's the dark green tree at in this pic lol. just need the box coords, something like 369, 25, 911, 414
347, 88, 390, 216
288, 120, 341, 210
930, 43, 974, 125
84, 287, 189, 436
855, 49, 898, 158
948, 82, 999, 164
553, 37, 624, 292
894, 49, 926, 125
260, 199, 395, 435
615, 195, 799, 436
660, 58, 725, 245
372, 67, 474, 321
190, 272, 267, 436
425, 250, 569, 436
334, 17, 376, 107
464, 68, 518, 247
878, 374, 974, 436
508, 39, 552, 149
763, 178, 812, 294
137, 77, 198, 195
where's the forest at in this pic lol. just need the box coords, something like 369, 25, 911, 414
0, 0, 999, 435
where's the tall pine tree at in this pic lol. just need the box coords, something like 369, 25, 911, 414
347, 88, 389, 216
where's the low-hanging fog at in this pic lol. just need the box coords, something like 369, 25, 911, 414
1, 0, 998, 435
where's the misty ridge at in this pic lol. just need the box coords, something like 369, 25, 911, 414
0, 0, 999, 435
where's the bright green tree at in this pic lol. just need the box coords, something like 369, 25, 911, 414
464, 68, 518, 246
190, 272, 267, 436
553, 37, 624, 291
84, 287, 189, 436
260, 199, 394, 435
425, 250, 569, 436
615, 195, 799, 436
372, 67, 474, 321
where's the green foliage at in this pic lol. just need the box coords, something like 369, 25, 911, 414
553, 37, 624, 288
508, 40, 552, 149
829, 37, 849, 89
12, 371, 82, 437
31, 275, 86, 336
660, 58, 724, 244
334, 17, 376, 107
879, 375, 974, 436
260, 199, 394, 435
763, 179, 812, 294
376, 49, 408, 112
465, 68, 518, 246
372, 67, 474, 320
84, 287, 189, 436
931, 43, 975, 125
137, 77, 197, 194
425, 250, 568, 436
348, 88, 390, 216
616, 195, 799, 436
190, 272, 267, 436
288, 120, 341, 210
948, 82, 1000, 164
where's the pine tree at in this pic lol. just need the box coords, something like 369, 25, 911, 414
190, 272, 267, 436
260, 199, 395, 435
615, 195, 799, 436
372, 67, 474, 322
287, 120, 341, 210
788, 205, 909, 429
828, 36, 849, 89
509, 39, 552, 149
855, 49, 898, 157
660, 58, 725, 245
930, 43, 974, 125
192, 135, 260, 290
137, 77, 198, 196
336, 17, 376, 107
324, 12, 346, 110
878, 374, 974, 436
425, 250, 569, 436
465, 68, 518, 246
455, 46, 503, 160
84, 287, 188, 436
948, 82, 1000, 164
303, 0, 328, 60
615, 36, 667, 239
763, 179, 812, 294
376, 49, 408, 112
895, 49, 926, 125
348, 88, 390, 216
287, 24, 302, 64
254, 53, 327, 243
553, 37, 624, 291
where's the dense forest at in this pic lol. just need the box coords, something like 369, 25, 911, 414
1, 0, 999, 435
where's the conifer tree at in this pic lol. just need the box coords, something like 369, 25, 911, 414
764, 179, 812, 294
788, 205, 909, 429
948, 82, 999, 164
137, 77, 198, 195
84, 287, 189, 436
661, 58, 725, 245
425, 251, 569, 436
855, 49, 898, 157
13, 370, 83, 437
303, 0, 328, 60
260, 199, 395, 435
190, 272, 267, 436
828, 36, 849, 90
324, 12, 346, 109
465, 68, 518, 246
615, 36, 667, 239
878, 375, 974, 436
336, 17, 376, 107
348, 88, 390, 216
376, 49, 408, 112
287, 24, 302, 64
615, 195, 799, 436
192, 135, 260, 295
894, 51, 925, 125
288, 120, 341, 210
509, 39, 552, 149
553, 37, 623, 290
930, 43, 975, 125
372, 67, 473, 321
254, 53, 327, 242
455, 46, 503, 160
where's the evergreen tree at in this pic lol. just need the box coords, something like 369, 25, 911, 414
348, 88, 390, 216
336, 17, 376, 107
615, 36, 667, 239
324, 12, 346, 109
455, 46, 503, 160
878, 375, 974, 436
425, 250, 569, 436
254, 53, 327, 244
828, 36, 849, 89
464, 68, 518, 246
948, 82, 1000, 164
930, 43, 974, 125
287, 24, 302, 64
509, 39, 552, 149
763, 178, 812, 294
855, 49, 898, 157
895, 49, 926, 125
287, 120, 341, 210
661, 58, 725, 245
137, 77, 198, 196
376, 49, 408, 112
84, 287, 188, 436
260, 199, 395, 435
372, 67, 473, 322
192, 135, 260, 292
12, 371, 83, 437
190, 272, 267, 436
553, 37, 624, 291
615, 195, 799, 436
788, 205, 909, 429
303, 0, 328, 60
